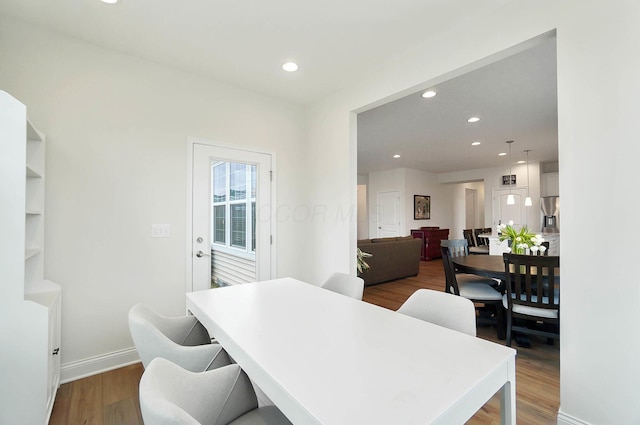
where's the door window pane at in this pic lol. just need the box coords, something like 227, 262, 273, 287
213, 205, 225, 243
231, 204, 247, 248
251, 201, 256, 252
251, 165, 257, 198
230, 163, 247, 201
213, 164, 226, 203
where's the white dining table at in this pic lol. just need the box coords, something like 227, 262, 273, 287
185, 277, 516, 425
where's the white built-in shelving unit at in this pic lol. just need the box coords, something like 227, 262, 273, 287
0, 91, 61, 424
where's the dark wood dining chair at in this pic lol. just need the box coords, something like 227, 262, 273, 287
474, 228, 489, 246
463, 229, 476, 247
440, 240, 505, 339
466, 229, 490, 255
502, 253, 560, 347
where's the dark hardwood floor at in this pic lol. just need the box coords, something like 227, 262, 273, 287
50, 259, 559, 425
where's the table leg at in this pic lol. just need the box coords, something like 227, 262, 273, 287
500, 360, 517, 424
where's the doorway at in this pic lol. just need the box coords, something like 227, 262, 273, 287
465, 188, 478, 229
188, 140, 273, 292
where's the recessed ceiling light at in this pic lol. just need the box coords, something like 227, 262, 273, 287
393, 154, 401, 158
471, 141, 481, 146
282, 62, 299, 72
498, 152, 507, 156
101, 0, 118, 3
421, 90, 437, 98
467, 117, 480, 123
517, 160, 526, 164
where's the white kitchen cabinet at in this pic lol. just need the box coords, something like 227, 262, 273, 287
541, 172, 559, 197
0, 91, 61, 424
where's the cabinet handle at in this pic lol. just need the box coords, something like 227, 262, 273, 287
52, 348, 60, 355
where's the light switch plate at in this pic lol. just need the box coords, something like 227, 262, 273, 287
151, 224, 170, 238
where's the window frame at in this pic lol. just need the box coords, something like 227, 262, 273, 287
211, 161, 257, 260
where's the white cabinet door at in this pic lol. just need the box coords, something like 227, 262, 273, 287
542, 172, 559, 197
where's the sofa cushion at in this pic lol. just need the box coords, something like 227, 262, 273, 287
395, 236, 414, 242
370, 237, 397, 243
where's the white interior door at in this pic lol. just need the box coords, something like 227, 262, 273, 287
190, 142, 272, 292
377, 191, 401, 237
492, 188, 528, 228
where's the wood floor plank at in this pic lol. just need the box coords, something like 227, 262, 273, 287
104, 398, 140, 425
49, 380, 72, 425
68, 373, 103, 425
102, 365, 135, 406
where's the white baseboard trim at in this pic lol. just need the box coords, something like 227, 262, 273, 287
60, 347, 140, 384
557, 409, 592, 425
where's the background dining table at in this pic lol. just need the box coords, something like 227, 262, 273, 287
453, 254, 560, 281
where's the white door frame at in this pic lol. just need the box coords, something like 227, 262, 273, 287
186, 137, 276, 293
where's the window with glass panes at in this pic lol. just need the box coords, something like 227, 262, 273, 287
211, 162, 257, 254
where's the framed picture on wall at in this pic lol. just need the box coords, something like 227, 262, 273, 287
414, 195, 430, 220
502, 174, 517, 185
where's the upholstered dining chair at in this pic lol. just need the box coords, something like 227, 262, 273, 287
321, 272, 364, 300
128, 303, 231, 372
440, 240, 505, 339
140, 358, 292, 425
440, 239, 499, 287
502, 253, 560, 347
397, 289, 476, 336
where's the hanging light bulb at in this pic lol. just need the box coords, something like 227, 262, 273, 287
506, 141, 515, 205
524, 149, 532, 206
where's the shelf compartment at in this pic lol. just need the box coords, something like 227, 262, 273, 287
26, 164, 43, 178
25, 248, 42, 260
25, 280, 61, 308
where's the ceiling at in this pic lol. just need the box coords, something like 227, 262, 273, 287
357, 36, 558, 175
0, 0, 510, 105
0, 0, 557, 175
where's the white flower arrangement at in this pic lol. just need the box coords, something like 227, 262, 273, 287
498, 224, 546, 255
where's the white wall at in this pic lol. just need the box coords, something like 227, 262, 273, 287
365, 168, 454, 237
403, 168, 454, 233
305, 2, 640, 423
0, 17, 308, 379
440, 162, 542, 232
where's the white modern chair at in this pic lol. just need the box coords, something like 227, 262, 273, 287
321, 272, 365, 300
397, 289, 477, 337
140, 358, 292, 425
128, 303, 231, 372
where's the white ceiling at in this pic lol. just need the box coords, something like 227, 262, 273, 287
357, 36, 558, 175
0, 0, 509, 105
0, 0, 557, 175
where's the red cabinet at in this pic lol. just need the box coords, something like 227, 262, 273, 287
411, 227, 450, 261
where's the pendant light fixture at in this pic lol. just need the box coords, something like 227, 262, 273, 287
524, 149, 532, 206
506, 141, 515, 205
